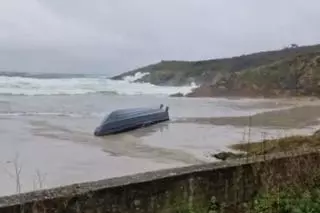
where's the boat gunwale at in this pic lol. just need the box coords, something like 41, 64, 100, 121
104, 114, 169, 134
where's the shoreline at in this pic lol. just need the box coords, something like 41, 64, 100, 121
175, 104, 320, 129
2, 94, 320, 197
173, 92, 320, 102
213, 129, 320, 161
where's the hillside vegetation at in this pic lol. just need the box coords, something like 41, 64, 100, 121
112, 44, 320, 97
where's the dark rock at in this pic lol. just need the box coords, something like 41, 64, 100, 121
314, 129, 320, 137
170, 93, 184, 97
212, 152, 246, 161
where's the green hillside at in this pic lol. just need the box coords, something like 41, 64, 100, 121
112, 44, 320, 97
188, 52, 320, 97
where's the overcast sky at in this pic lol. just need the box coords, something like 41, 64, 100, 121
0, 0, 319, 75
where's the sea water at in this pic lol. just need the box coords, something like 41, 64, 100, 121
0, 72, 311, 196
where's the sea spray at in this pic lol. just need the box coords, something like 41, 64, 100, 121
0, 72, 197, 96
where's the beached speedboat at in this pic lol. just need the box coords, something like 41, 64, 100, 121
94, 104, 170, 136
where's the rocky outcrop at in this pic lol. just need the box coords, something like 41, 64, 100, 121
314, 129, 320, 137
170, 92, 184, 97
212, 151, 247, 161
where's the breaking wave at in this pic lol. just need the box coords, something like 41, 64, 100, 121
0, 72, 197, 96
0, 111, 106, 118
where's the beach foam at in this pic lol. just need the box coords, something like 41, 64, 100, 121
0, 72, 197, 96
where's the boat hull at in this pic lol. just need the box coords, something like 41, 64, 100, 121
94, 106, 169, 136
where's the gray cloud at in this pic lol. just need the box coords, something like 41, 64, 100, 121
0, 0, 319, 75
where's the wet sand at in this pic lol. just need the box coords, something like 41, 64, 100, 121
176, 104, 320, 129
1, 95, 320, 196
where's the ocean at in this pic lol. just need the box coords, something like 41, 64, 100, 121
0, 73, 317, 196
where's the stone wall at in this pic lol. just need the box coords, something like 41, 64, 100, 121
0, 151, 319, 213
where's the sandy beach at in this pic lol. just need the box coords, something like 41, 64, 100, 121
0, 94, 320, 196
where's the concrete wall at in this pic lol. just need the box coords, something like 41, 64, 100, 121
0, 151, 319, 213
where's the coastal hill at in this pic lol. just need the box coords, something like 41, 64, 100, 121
111, 44, 320, 97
